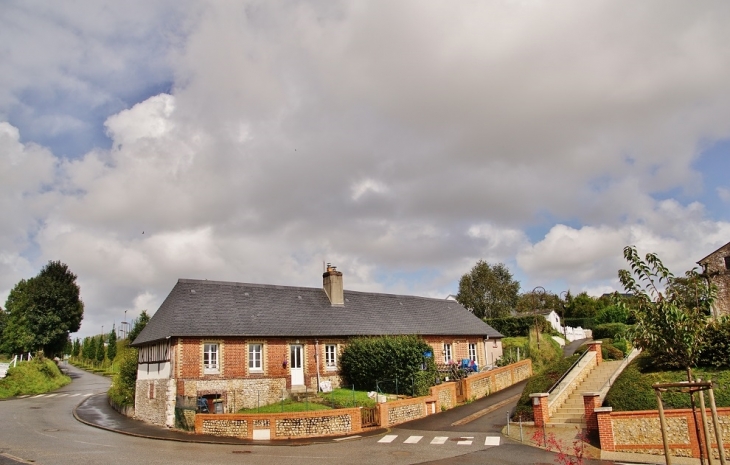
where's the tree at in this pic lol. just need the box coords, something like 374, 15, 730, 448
2, 261, 84, 356
127, 310, 150, 343
618, 246, 715, 376
72, 338, 81, 357
84, 336, 96, 362
515, 290, 563, 314
456, 261, 520, 319
107, 327, 117, 361
564, 292, 599, 319
0, 306, 7, 352
95, 335, 105, 362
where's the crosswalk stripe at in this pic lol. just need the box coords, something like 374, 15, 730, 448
485, 436, 500, 446
430, 437, 448, 445
457, 436, 474, 445
45, 394, 58, 397
378, 435, 398, 443
32, 394, 46, 398
56, 394, 68, 397
18, 395, 30, 398
404, 436, 423, 444
69, 393, 81, 397
83, 393, 92, 396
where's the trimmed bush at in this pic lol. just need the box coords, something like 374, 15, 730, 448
592, 323, 629, 340
698, 318, 730, 369
0, 356, 71, 398
564, 317, 595, 330
339, 335, 437, 397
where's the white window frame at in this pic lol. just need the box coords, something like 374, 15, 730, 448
443, 343, 452, 363
468, 343, 477, 362
248, 343, 263, 372
203, 343, 219, 374
325, 344, 337, 371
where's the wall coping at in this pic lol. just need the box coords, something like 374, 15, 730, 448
530, 392, 549, 398
582, 392, 601, 397
594, 407, 612, 413
196, 406, 362, 422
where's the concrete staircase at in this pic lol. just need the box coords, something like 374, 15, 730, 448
549, 360, 623, 424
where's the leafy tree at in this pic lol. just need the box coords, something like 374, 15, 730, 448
127, 310, 150, 343
95, 335, 105, 362
618, 246, 715, 378
565, 292, 599, 319
84, 337, 96, 362
2, 261, 84, 356
72, 338, 81, 357
456, 261, 520, 319
0, 306, 6, 349
107, 328, 117, 361
515, 290, 563, 314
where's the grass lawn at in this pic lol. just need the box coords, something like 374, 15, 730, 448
320, 388, 376, 408
237, 399, 333, 413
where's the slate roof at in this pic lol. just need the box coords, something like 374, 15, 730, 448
132, 279, 503, 346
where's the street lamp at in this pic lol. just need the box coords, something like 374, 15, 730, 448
559, 291, 569, 342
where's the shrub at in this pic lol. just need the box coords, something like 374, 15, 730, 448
339, 335, 437, 397
592, 323, 629, 340
0, 356, 71, 398
564, 317, 595, 330
611, 338, 630, 357
108, 341, 138, 406
698, 317, 730, 369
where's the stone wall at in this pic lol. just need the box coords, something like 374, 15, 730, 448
195, 408, 361, 439
382, 400, 426, 427
699, 242, 730, 317
462, 359, 533, 401
182, 377, 286, 412
430, 382, 456, 411
597, 407, 730, 459
135, 379, 172, 426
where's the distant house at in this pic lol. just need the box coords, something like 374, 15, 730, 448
131, 265, 503, 427
536, 310, 587, 342
698, 241, 730, 318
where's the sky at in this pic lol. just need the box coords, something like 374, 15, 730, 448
1, 1, 729, 340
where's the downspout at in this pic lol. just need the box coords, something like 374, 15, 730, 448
315, 339, 321, 391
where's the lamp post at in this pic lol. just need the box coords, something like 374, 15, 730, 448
560, 291, 569, 342
532, 286, 546, 349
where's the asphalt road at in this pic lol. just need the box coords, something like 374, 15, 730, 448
0, 364, 616, 465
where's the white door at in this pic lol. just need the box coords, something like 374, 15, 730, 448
290, 344, 304, 386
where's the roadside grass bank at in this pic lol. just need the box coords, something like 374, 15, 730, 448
0, 357, 71, 398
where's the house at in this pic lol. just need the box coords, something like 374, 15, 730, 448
131, 266, 504, 427
535, 309, 587, 342
698, 241, 730, 318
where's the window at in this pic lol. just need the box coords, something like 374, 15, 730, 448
203, 343, 219, 374
468, 343, 477, 362
325, 345, 337, 370
443, 343, 452, 363
249, 343, 263, 371
724, 256, 730, 270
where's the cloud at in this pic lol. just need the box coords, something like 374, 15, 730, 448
719, 187, 730, 203
3, 1, 730, 338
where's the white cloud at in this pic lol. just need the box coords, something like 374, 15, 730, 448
3, 1, 730, 338
719, 187, 730, 203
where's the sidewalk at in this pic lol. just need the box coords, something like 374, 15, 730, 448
73, 393, 387, 446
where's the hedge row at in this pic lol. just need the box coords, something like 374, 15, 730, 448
513, 352, 583, 421
485, 315, 552, 338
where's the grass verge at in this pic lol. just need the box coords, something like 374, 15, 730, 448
0, 357, 71, 398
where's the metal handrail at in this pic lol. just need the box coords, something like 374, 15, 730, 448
596, 347, 641, 399
547, 348, 591, 394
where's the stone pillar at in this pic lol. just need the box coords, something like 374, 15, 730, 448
587, 340, 603, 365
530, 393, 550, 427
595, 407, 614, 451
582, 392, 601, 433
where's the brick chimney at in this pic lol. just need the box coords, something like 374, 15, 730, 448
323, 264, 344, 306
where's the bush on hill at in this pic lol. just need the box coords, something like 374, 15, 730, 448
0, 356, 70, 398
513, 352, 583, 421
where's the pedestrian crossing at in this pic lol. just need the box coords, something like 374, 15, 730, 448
18, 393, 94, 399
377, 434, 500, 447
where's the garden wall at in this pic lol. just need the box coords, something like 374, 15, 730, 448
596, 407, 730, 460
462, 359, 532, 401
195, 408, 362, 440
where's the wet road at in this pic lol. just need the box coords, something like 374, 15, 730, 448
0, 364, 615, 465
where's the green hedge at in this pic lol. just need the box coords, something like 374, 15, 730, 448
564, 317, 595, 330
604, 355, 730, 411
485, 315, 551, 337
592, 323, 630, 340
339, 335, 437, 397
0, 357, 71, 398
698, 318, 730, 368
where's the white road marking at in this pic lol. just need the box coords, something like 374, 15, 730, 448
45, 394, 58, 397
32, 394, 46, 398
56, 394, 68, 397
404, 436, 423, 444
430, 436, 448, 445
378, 435, 398, 443
333, 435, 360, 441
457, 436, 474, 445
485, 436, 500, 446
69, 393, 81, 397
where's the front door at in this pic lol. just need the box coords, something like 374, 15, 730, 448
290, 344, 304, 386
